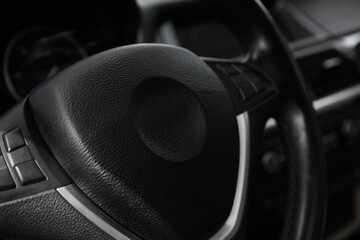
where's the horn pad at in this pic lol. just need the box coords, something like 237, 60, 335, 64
131, 78, 207, 162
29, 44, 240, 239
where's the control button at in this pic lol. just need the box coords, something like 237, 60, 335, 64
342, 118, 360, 139
247, 72, 266, 92
3, 128, 26, 152
0, 156, 15, 191
234, 64, 250, 73
231, 75, 257, 100
7, 147, 33, 167
216, 64, 239, 76
262, 151, 284, 174
14, 161, 45, 186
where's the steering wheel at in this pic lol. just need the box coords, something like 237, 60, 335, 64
0, 0, 326, 240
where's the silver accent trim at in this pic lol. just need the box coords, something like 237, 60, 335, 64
57, 113, 251, 240
210, 113, 251, 240
314, 83, 360, 115
57, 185, 132, 240
135, 0, 195, 8
266, 83, 360, 130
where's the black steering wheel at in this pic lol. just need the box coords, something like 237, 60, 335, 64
0, 1, 326, 240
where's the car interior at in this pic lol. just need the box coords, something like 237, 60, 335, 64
0, 0, 359, 239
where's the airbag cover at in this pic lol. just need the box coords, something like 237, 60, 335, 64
29, 44, 239, 239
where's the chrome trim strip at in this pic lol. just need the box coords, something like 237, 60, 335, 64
57, 185, 133, 240
266, 83, 360, 130
135, 0, 195, 8
210, 112, 250, 240
57, 113, 251, 240
314, 83, 360, 115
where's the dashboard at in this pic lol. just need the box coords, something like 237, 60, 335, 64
0, 0, 360, 239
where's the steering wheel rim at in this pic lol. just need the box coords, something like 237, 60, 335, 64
0, 1, 326, 240
205, 0, 327, 239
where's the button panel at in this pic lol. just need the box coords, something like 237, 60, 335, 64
3, 128, 26, 152
217, 63, 270, 101
0, 156, 15, 191
207, 60, 278, 113
1, 127, 46, 190
216, 64, 239, 76
247, 72, 266, 93
0, 101, 71, 202
230, 75, 257, 100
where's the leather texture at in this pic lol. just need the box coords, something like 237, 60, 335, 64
0, 190, 113, 240
204, 1, 327, 240
29, 45, 240, 240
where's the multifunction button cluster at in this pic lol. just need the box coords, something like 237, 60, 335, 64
216, 63, 266, 101
0, 128, 45, 191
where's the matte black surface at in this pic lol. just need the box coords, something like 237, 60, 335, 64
3, 128, 26, 152
0, 156, 15, 191
0, 190, 114, 240
29, 44, 239, 240
7, 146, 33, 167
14, 160, 45, 186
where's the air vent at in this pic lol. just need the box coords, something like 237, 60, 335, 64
297, 50, 359, 99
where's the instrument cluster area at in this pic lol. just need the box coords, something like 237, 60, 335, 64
0, 0, 137, 107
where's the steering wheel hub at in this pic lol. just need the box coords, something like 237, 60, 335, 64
131, 77, 207, 162
29, 44, 240, 239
